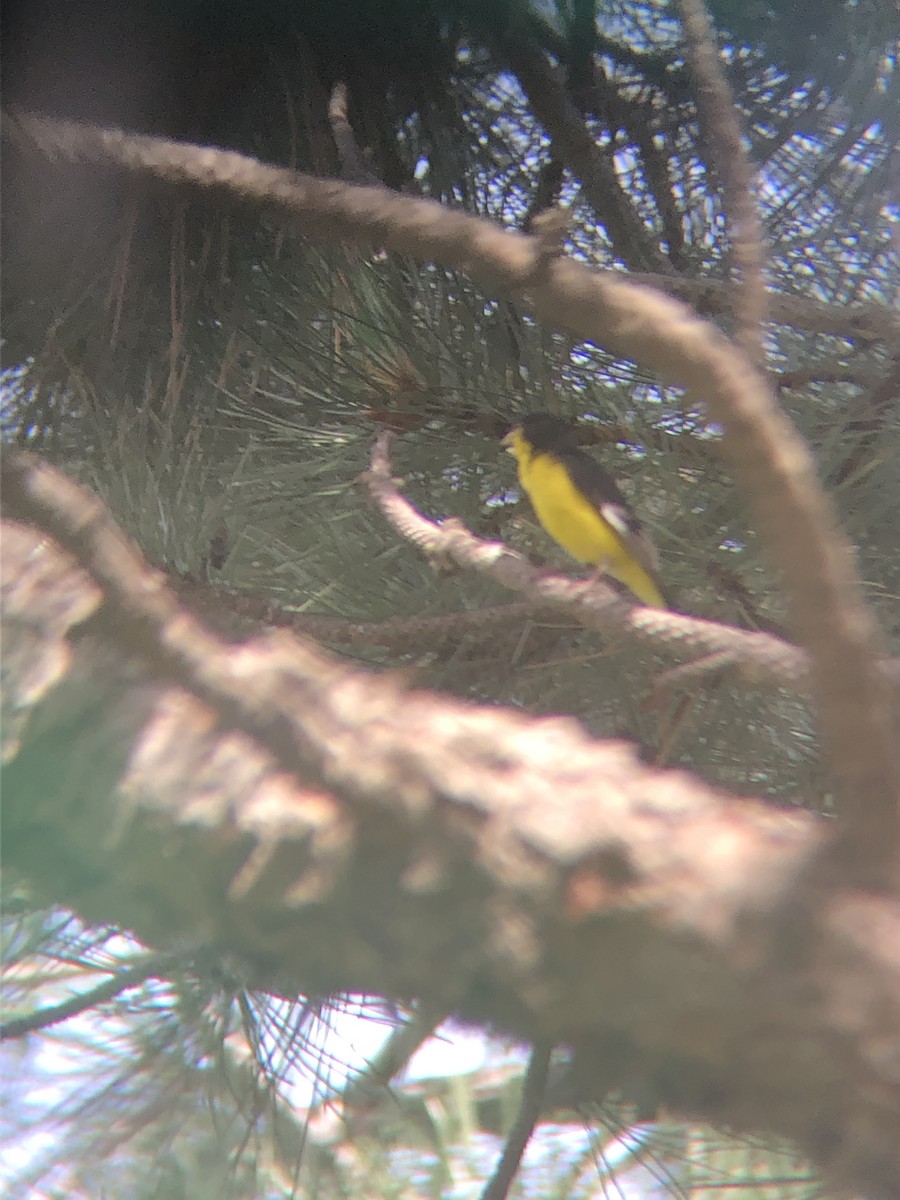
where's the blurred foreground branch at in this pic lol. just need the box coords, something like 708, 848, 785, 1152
3, 459, 900, 1197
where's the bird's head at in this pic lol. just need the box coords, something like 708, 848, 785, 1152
503, 413, 580, 458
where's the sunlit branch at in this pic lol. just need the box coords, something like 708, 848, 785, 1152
676, 0, 768, 360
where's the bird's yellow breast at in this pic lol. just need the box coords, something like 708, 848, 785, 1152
505, 423, 666, 607
515, 444, 629, 569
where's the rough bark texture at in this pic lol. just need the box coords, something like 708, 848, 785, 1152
4, 515, 900, 1199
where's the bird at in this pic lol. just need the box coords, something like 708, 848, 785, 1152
503, 412, 668, 608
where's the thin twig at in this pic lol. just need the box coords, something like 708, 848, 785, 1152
676, 0, 768, 360
326, 1003, 446, 1141
625, 272, 896, 342
174, 574, 556, 653
498, 36, 672, 273
480, 1040, 553, 1200
521, 158, 564, 232
1, 954, 174, 1040
327, 82, 385, 187
776, 367, 884, 393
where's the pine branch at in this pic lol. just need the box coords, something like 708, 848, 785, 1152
1, 953, 176, 1041
3, 480, 900, 1198
497, 35, 673, 274
676, 0, 767, 361
480, 1040, 553, 1200
3, 111, 897, 880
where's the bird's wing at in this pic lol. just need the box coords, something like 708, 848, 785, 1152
564, 450, 661, 579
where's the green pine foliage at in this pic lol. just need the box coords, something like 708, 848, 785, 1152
2, 0, 897, 1195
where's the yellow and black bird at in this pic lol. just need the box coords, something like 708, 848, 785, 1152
503, 412, 668, 608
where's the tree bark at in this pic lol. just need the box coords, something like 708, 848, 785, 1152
3, 509, 899, 1199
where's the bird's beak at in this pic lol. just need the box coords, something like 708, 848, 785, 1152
502, 429, 516, 454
